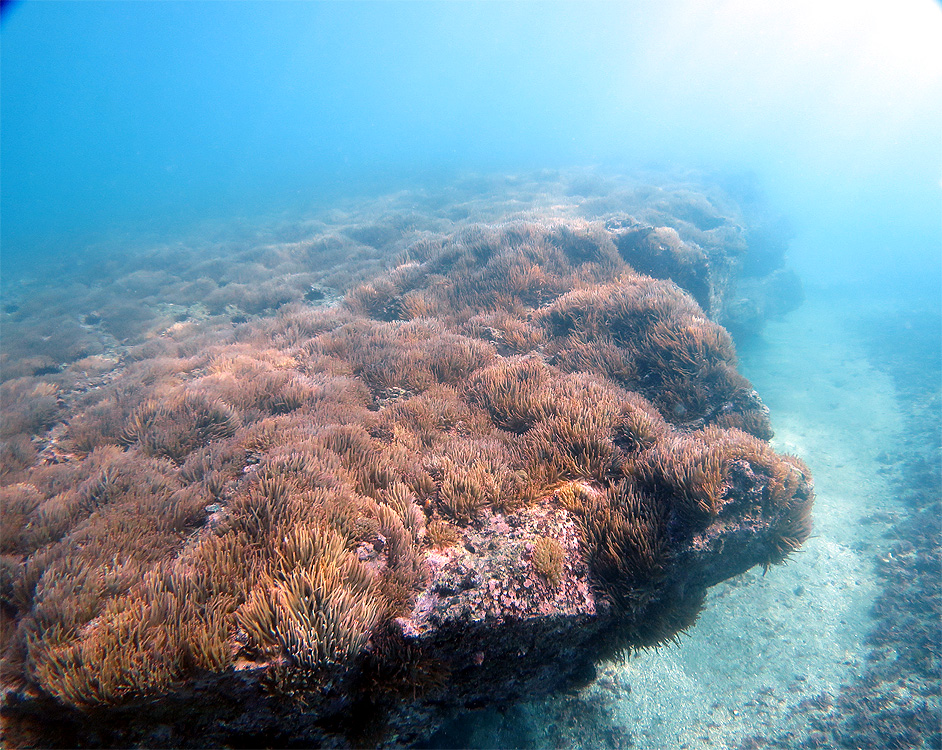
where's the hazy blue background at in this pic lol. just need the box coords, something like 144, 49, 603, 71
2, 0, 940, 290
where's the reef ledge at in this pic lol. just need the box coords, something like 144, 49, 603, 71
0, 177, 812, 748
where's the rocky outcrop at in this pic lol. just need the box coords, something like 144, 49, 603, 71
0, 179, 812, 748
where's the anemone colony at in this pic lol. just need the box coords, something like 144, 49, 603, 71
0, 177, 813, 747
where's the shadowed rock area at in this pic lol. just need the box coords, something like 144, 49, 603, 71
0, 174, 812, 748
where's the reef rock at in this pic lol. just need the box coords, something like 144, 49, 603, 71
1, 190, 812, 748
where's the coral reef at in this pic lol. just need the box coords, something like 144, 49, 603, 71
0, 174, 812, 748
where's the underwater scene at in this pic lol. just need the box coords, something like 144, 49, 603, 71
0, 2, 939, 748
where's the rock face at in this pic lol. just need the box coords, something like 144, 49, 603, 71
606, 217, 803, 339
383, 453, 812, 746
0, 183, 812, 748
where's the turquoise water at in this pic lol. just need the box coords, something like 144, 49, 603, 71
2, 1, 940, 287
1, 3, 940, 748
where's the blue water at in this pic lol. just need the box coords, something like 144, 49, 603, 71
2, 0, 940, 290
1, 3, 941, 748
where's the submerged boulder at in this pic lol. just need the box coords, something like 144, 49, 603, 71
0, 197, 812, 748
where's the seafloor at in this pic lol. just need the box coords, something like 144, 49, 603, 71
1, 171, 939, 748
